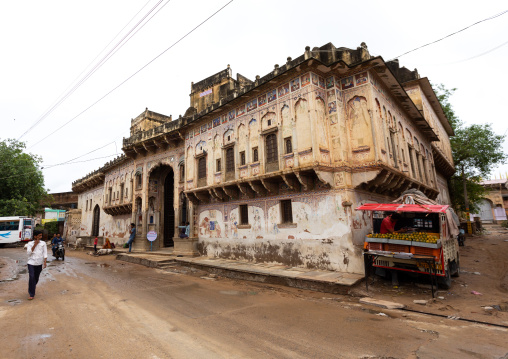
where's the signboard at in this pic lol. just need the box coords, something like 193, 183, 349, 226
147, 231, 157, 242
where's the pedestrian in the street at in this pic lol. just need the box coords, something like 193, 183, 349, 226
127, 223, 136, 253
94, 236, 98, 253
24, 230, 47, 300
178, 221, 190, 238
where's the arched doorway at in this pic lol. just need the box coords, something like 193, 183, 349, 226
164, 170, 175, 247
478, 199, 494, 223
92, 205, 100, 237
148, 164, 175, 248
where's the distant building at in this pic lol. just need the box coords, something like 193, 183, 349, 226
474, 179, 508, 223
71, 42, 454, 274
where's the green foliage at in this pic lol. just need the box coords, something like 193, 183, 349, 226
0, 139, 48, 216
434, 85, 507, 213
500, 220, 508, 229
448, 175, 485, 213
43, 221, 58, 235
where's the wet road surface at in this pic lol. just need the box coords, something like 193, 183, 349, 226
1, 246, 507, 359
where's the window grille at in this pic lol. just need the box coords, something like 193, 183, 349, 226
240, 204, 248, 225
216, 159, 221, 172
198, 157, 206, 179
281, 200, 293, 223
285, 137, 292, 154
240, 151, 246, 166
253, 148, 258, 162
226, 147, 235, 173
266, 133, 278, 163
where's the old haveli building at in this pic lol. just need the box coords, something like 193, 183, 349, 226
69, 42, 455, 274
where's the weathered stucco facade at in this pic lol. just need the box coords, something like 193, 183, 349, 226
71, 42, 455, 274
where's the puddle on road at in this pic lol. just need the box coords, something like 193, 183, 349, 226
220, 290, 241, 296
22, 334, 52, 345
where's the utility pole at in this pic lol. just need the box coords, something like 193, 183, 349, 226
462, 167, 472, 234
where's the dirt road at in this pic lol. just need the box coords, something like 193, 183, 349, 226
0, 240, 507, 359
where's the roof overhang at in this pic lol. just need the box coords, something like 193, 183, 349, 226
402, 77, 454, 137
356, 203, 449, 213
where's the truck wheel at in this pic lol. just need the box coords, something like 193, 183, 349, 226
451, 255, 460, 277
439, 267, 452, 289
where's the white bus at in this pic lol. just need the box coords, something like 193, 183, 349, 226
0, 217, 34, 245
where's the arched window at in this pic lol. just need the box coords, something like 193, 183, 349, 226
226, 147, 235, 173
266, 133, 278, 163
198, 157, 206, 179
285, 137, 292, 154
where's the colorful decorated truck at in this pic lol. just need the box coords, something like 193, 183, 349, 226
357, 193, 460, 289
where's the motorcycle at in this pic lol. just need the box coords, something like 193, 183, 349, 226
55, 243, 65, 260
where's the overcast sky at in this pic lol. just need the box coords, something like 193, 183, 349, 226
1, 0, 507, 193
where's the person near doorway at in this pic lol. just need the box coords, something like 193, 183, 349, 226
178, 222, 190, 238
24, 230, 47, 300
94, 237, 98, 253
127, 223, 136, 253
380, 212, 408, 234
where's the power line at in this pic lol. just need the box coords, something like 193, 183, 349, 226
392, 9, 508, 60
28, 0, 235, 149
18, 0, 169, 141
0, 154, 121, 181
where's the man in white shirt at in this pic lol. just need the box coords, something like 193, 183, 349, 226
24, 230, 47, 300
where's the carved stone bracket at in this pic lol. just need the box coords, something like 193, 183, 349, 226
237, 183, 255, 198
281, 174, 298, 191
184, 192, 199, 205
194, 191, 210, 203
294, 172, 312, 191
222, 186, 239, 200
260, 179, 278, 194
314, 170, 334, 187
248, 181, 267, 197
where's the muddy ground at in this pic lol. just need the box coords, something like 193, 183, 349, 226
0, 232, 507, 359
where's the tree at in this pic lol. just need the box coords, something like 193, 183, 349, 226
0, 139, 49, 216
434, 85, 507, 213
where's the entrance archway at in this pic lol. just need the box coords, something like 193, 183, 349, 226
164, 170, 175, 247
92, 205, 100, 237
148, 164, 175, 248
478, 199, 494, 222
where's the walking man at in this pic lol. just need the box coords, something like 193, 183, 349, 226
127, 223, 136, 253
24, 230, 47, 300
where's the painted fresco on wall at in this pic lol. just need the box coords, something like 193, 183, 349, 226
318, 76, 325, 89
341, 76, 354, 90
327, 89, 336, 100
228, 110, 235, 121
196, 190, 362, 273
208, 121, 212, 131
236, 105, 246, 117
328, 101, 337, 114
311, 73, 318, 86
301, 73, 310, 87
278, 83, 290, 98
201, 125, 207, 133
213, 117, 220, 128
355, 72, 368, 86
247, 99, 257, 112
290, 78, 300, 92
221, 114, 227, 124
348, 96, 371, 149
326, 76, 334, 89
258, 93, 267, 107
267, 89, 277, 103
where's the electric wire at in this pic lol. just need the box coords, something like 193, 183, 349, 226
18, 0, 168, 141
28, 0, 235, 149
391, 9, 508, 60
